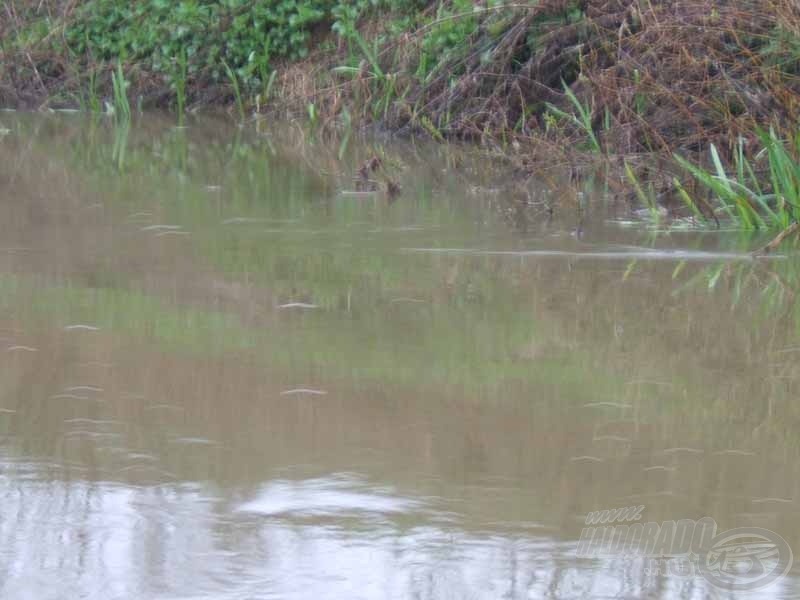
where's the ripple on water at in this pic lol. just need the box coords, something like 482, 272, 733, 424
236, 474, 425, 519
400, 247, 764, 262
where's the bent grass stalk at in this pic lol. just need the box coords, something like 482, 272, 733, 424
222, 60, 245, 123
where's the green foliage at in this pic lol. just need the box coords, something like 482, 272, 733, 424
545, 82, 601, 153
414, 0, 479, 81
222, 60, 246, 122
761, 25, 800, 76
85, 67, 102, 113
173, 48, 188, 125
675, 128, 800, 230
65, 0, 334, 91
624, 161, 661, 223
111, 61, 131, 122
63, 0, 421, 95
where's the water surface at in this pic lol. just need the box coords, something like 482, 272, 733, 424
1, 114, 799, 599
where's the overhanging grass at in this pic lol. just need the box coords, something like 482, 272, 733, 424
675, 127, 800, 234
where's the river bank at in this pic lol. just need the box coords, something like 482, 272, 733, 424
2, 1, 799, 235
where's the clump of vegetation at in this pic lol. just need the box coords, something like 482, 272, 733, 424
0, 0, 420, 109
5, 0, 798, 149
675, 128, 800, 237
63, 0, 333, 90
1, 0, 800, 240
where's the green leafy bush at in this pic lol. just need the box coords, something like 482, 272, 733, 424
415, 0, 478, 80
65, 0, 336, 89
64, 0, 423, 91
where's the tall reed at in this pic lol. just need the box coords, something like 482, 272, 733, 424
110, 62, 131, 122
173, 48, 188, 126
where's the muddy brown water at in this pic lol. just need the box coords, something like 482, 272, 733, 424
1, 113, 800, 599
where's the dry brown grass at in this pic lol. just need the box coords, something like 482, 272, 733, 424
269, 0, 799, 177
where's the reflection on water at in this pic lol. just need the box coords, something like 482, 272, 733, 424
237, 474, 425, 517
1, 114, 800, 598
